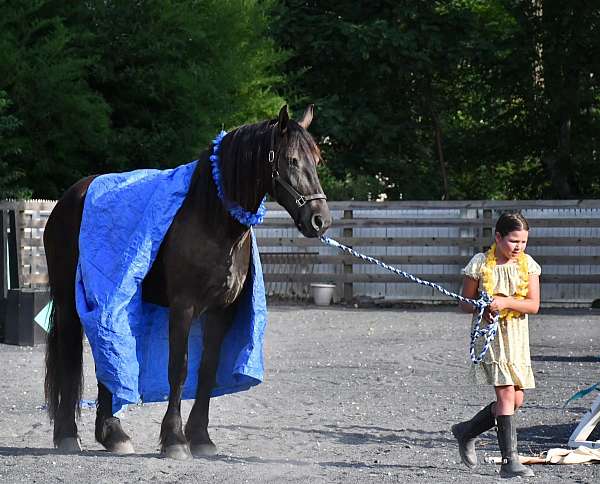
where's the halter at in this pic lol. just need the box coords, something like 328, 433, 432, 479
268, 125, 327, 208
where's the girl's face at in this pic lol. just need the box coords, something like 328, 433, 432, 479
495, 229, 529, 262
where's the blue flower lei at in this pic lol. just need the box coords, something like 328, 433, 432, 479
209, 130, 267, 226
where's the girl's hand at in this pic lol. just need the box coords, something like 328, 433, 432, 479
489, 296, 509, 313
483, 307, 497, 323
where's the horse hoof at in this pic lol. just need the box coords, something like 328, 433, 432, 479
107, 439, 135, 455
190, 442, 217, 457
163, 444, 192, 460
56, 437, 82, 453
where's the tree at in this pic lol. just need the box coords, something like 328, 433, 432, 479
448, 0, 600, 199
273, 0, 600, 200
0, 0, 286, 198
272, 1, 492, 200
527, 0, 600, 197
0, 0, 111, 198
0, 90, 30, 198
76, 0, 286, 173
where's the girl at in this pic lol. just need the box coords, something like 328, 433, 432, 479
452, 212, 541, 478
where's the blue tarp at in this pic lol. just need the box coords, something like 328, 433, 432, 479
75, 161, 267, 414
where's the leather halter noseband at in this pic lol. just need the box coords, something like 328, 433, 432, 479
268, 125, 327, 208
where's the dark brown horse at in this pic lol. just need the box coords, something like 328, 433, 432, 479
44, 105, 331, 459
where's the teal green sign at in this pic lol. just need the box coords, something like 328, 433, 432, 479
34, 301, 53, 332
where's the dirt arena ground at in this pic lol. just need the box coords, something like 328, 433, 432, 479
0, 305, 599, 483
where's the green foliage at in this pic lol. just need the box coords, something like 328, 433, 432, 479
79, 0, 286, 172
317, 164, 387, 201
0, 0, 111, 198
273, 0, 600, 200
272, 1, 474, 200
0, 0, 285, 198
2, 0, 599, 200
0, 90, 31, 198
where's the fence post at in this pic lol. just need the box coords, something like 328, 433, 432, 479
459, 208, 477, 295
0, 210, 7, 299
481, 208, 494, 252
459, 208, 476, 257
0, 211, 6, 340
8, 208, 21, 289
342, 208, 353, 303
1, 207, 22, 343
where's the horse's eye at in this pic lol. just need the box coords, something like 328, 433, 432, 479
289, 157, 299, 168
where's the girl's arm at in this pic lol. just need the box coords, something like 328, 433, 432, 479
460, 276, 495, 322
490, 274, 540, 315
459, 276, 479, 314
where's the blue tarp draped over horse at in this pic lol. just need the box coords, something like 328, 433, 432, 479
74, 161, 267, 414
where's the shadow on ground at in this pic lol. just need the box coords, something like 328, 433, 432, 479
531, 355, 600, 363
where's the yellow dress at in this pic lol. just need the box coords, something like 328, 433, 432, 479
462, 253, 541, 389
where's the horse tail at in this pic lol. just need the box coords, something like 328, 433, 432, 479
44, 293, 84, 422
44, 297, 60, 420
43, 192, 87, 426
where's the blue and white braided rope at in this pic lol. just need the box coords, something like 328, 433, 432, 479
319, 236, 498, 364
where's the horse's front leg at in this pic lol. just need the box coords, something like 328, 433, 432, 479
160, 303, 194, 460
185, 307, 234, 456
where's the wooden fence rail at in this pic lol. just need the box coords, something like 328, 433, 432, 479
256, 201, 600, 306
1, 199, 599, 306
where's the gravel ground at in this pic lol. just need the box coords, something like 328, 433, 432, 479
0, 305, 599, 483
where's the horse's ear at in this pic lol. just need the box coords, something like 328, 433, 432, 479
277, 105, 289, 133
298, 104, 314, 130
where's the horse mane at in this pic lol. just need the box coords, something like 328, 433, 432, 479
193, 116, 323, 224
219, 120, 273, 213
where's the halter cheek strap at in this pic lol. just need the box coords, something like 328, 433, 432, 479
268, 126, 327, 208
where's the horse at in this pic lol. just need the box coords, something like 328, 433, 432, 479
43, 104, 332, 459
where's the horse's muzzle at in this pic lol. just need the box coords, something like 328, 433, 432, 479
297, 203, 331, 238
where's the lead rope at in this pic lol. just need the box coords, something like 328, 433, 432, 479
319, 236, 498, 364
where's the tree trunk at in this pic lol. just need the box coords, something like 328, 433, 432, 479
432, 112, 449, 201
538, 1, 584, 198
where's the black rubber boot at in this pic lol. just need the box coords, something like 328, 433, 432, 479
496, 415, 534, 478
451, 402, 495, 468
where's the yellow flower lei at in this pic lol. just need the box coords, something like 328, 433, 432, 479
481, 242, 529, 319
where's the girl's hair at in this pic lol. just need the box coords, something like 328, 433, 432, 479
495, 212, 529, 236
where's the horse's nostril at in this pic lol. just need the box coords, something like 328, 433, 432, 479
311, 214, 324, 231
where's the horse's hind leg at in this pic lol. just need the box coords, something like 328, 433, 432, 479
185, 307, 234, 457
46, 300, 84, 452
45, 175, 97, 452
95, 383, 135, 454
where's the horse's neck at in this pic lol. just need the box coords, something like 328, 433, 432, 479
221, 129, 270, 214
186, 149, 266, 237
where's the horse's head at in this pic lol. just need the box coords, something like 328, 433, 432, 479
268, 105, 332, 238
